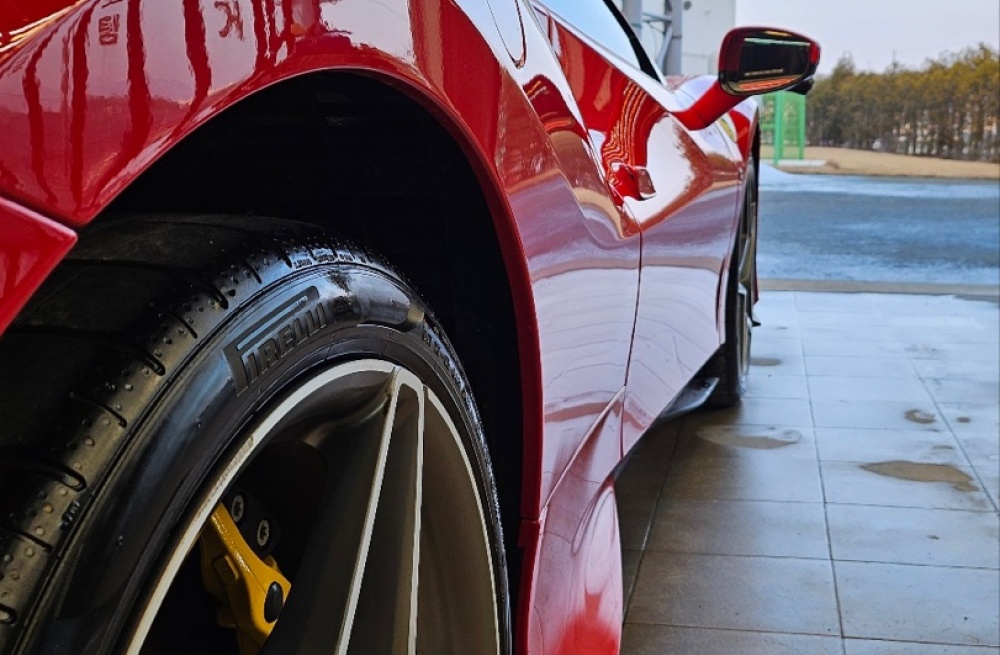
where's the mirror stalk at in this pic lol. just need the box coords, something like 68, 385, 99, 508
672, 82, 742, 132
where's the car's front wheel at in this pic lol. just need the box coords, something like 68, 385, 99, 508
0, 215, 508, 655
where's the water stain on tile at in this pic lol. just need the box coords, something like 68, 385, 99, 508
906, 344, 940, 357
904, 409, 936, 424
751, 357, 781, 367
696, 425, 802, 449
860, 460, 978, 492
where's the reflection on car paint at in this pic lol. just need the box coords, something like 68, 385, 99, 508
0, 1, 773, 652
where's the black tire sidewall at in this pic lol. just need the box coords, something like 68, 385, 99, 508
705, 160, 756, 407
732, 161, 757, 397
20, 265, 507, 655
720, 245, 748, 401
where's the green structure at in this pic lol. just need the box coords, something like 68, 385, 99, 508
759, 91, 807, 163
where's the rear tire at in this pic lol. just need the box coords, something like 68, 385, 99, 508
704, 162, 757, 408
0, 215, 509, 655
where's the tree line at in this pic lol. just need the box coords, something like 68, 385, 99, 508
806, 45, 1000, 162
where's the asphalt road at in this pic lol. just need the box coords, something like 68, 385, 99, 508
756, 165, 1000, 287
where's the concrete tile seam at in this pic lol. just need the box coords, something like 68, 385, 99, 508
623, 623, 846, 640
620, 292, 999, 655
807, 389, 849, 647
816, 430, 850, 644
842, 636, 1000, 649
659, 500, 829, 510
924, 395, 1000, 514
823, 500, 1000, 514
640, 543, 834, 560
623, 621, 846, 639
828, 559, 1000, 572
824, 501, 999, 515
619, 427, 684, 616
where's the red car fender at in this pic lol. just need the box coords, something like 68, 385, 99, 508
0, 3, 545, 417
0, 196, 77, 335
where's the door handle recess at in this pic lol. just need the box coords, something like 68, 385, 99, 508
609, 162, 656, 201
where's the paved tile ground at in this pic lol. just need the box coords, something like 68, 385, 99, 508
617, 291, 1000, 654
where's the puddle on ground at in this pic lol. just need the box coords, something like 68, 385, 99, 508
861, 460, 978, 492
750, 357, 781, 367
696, 426, 802, 449
905, 409, 937, 424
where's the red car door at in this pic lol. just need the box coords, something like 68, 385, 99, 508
534, 0, 744, 452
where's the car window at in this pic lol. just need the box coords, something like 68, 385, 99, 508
540, 0, 659, 78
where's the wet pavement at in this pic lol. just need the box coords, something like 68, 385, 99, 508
616, 290, 1000, 654
757, 166, 1000, 286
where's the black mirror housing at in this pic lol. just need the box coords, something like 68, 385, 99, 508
719, 27, 820, 96
671, 26, 820, 132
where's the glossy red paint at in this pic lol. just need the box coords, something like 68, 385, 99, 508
0, 0, 78, 36
672, 80, 744, 131
0, 1, 806, 652
726, 99, 759, 162
540, 8, 742, 454
0, 195, 77, 335
0, 1, 637, 649
524, 392, 625, 655
515, 4, 639, 528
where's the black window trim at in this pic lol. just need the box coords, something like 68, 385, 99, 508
599, 0, 662, 80
536, 0, 663, 81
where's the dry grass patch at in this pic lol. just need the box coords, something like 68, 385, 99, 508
761, 146, 1000, 180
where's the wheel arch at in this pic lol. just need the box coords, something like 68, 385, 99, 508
79, 68, 535, 607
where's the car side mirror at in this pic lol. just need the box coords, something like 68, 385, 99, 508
719, 27, 820, 95
673, 26, 820, 131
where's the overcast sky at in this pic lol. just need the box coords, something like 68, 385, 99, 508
735, 0, 1000, 75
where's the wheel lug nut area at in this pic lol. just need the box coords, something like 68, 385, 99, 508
256, 519, 270, 547
230, 495, 245, 523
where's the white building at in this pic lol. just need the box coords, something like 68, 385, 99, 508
679, 0, 736, 74
614, 0, 737, 75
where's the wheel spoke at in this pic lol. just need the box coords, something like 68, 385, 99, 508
132, 359, 500, 655
346, 373, 424, 655
739, 236, 752, 282
737, 189, 757, 383
416, 393, 500, 655
739, 198, 757, 287
260, 369, 404, 654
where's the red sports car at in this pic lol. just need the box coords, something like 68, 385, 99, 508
0, 1, 817, 653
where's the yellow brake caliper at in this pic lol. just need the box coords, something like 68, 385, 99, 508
199, 503, 292, 655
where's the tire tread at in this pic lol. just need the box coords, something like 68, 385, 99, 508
0, 215, 403, 653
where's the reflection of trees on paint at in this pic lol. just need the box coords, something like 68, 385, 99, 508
807, 45, 1000, 163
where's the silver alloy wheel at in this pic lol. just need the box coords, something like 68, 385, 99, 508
736, 179, 758, 383
127, 359, 500, 655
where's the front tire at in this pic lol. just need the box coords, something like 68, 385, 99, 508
0, 215, 509, 655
